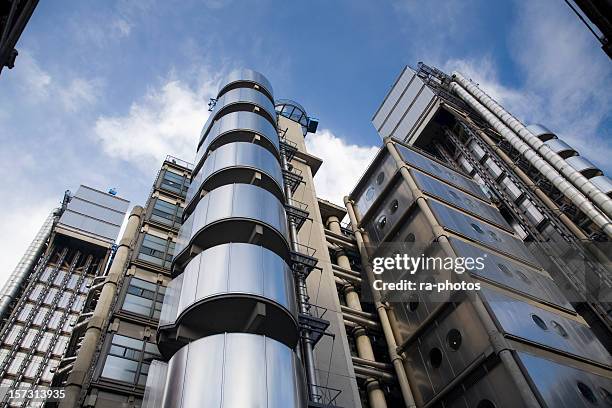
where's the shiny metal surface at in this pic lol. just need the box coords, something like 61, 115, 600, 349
412, 169, 512, 232
517, 351, 612, 408
196, 110, 280, 160
159, 243, 298, 349
352, 152, 399, 220
174, 184, 290, 268
499, 175, 524, 202
518, 199, 545, 226
565, 155, 602, 178
404, 299, 490, 403
448, 237, 573, 311
160, 334, 307, 408
203, 87, 277, 134
482, 288, 611, 364
542, 138, 577, 159
428, 200, 540, 266
396, 144, 489, 202
187, 142, 284, 212
218, 68, 274, 101
591, 175, 612, 197
526, 123, 556, 141
467, 139, 487, 161
143, 360, 168, 408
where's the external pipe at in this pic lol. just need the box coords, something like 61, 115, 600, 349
452, 72, 612, 219
344, 196, 417, 408
0, 209, 59, 321
386, 140, 540, 407
60, 206, 144, 408
448, 79, 612, 238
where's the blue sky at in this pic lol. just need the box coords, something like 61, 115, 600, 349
0, 0, 610, 285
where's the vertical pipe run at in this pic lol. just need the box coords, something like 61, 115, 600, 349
344, 197, 417, 408
281, 154, 319, 402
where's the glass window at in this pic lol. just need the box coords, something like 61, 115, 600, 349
101, 334, 160, 385
150, 198, 183, 228
159, 169, 189, 197
137, 234, 175, 269
121, 277, 166, 320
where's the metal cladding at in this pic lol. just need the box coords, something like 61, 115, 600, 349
566, 155, 602, 179
154, 69, 305, 407
544, 138, 577, 159
591, 175, 612, 197
349, 140, 612, 407
159, 334, 306, 408
526, 123, 556, 142
451, 72, 612, 233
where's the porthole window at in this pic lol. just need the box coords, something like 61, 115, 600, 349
428, 347, 442, 368
577, 381, 598, 404
377, 215, 387, 230
376, 172, 385, 185
551, 320, 569, 338
531, 314, 548, 330
405, 233, 416, 243
446, 329, 462, 351
515, 270, 531, 284
497, 263, 513, 277
471, 223, 484, 234
488, 230, 502, 242
390, 199, 399, 213
463, 197, 474, 209
365, 187, 376, 201
477, 400, 496, 408
448, 190, 460, 200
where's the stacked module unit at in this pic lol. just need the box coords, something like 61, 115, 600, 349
148, 70, 307, 407
341, 63, 612, 407
0, 186, 128, 407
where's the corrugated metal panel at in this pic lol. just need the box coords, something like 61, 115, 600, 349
57, 185, 129, 244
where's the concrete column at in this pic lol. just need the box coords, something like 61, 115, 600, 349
60, 206, 144, 408
326, 215, 342, 234
366, 379, 388, 408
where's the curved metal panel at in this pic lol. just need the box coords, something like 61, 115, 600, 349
565, 155, 601, 178
527, 123, 557, 141
218, 69, 274, 101
159, 243, 298, 349
188, 142, 284, 212
482, 288, 611, 364
544, 138, 577, 159
204, 87, 277, 134
161, 334, 307, 408
174, 184, 290, 268
197, 111, 280, 160
590, 175, 612, 197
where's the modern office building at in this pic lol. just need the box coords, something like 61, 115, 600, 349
42, 66, 612, 408
0, 185, 129, 407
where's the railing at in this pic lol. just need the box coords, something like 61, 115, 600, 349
165, 155, 194, 170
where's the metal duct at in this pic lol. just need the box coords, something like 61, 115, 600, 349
452, 72, 612, 220
0, 208, 59, 321
448, 79, 612, 238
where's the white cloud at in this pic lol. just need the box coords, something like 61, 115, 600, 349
93, 72, 220, 174
60, 78, 102, 112
306, 129, 379, 206
112, 18, 132, 37
441, 1, 612, 174
13, 51, 52, 101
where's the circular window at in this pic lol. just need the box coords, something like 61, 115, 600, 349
577, 382, 597, 404
405, 233, 416, 243
471, 223, 484, 234
408, 294, 419, 312
428, 347, 443, 368
446, 329, 462, 351
531, 314, 548, 330
448, 190, 460, 200
515, 270, 531, 284
377, 215, 387, 230
477, 400, 496, 408
365, 187, 376, 201
497, 263, 513, 277
488, 230, 502, 242
551, 320, 568, 338
376, 172, 385, 185
390, 199, 399, 213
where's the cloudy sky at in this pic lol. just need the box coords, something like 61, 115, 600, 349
0, 0, 610, 287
